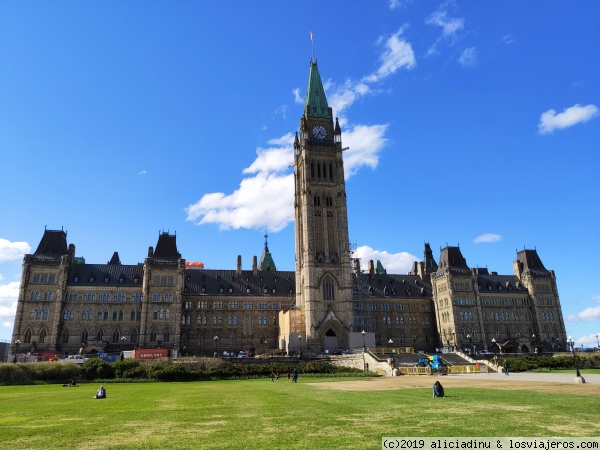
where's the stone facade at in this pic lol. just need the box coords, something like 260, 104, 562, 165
10, 58, 567, 357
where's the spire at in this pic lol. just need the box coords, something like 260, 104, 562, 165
259, 230, 277, 271
305, 60, 331, 118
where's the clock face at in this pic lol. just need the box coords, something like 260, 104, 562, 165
312, 125, 327, 139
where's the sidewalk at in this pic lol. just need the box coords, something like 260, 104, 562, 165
450, 371, 600, 384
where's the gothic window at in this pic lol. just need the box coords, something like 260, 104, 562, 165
113, 309, 118, 320
119, 309, 124, 321
81, 329, 88, 344
104, 309, 109, 320
130, 328, 138, 344
314, 195, 320, 206
82, 309, 87, 320
61, 329, 69, 344
163, 328, 171, 343
165, 309, 170, 320
39, 328, 47, 343
24, 329, 32, 343
112, 329, 120, 343
63, 308, 68, 320
229, 332, 235, 347
323, 276, 334, 301
153, 308, 158, 320
150, 329, 157, 343
97, 329, 104, 341
98, 309, 103, 321
30, 308, 35, 319
131, 309, 136, 321
137, 309, 142, 321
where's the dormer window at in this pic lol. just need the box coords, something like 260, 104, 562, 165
89, 276, 95, 283
133, 277, 139, 284
104, 277, 110, 284
201, 285, 206, 294
119, 276, 124, 284
74, 276, 80, 283
246, 287, 251, 294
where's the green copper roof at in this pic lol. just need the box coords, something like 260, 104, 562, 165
259, 244, 277, 272
305, 60, 331, 118
376, 260, 387, 274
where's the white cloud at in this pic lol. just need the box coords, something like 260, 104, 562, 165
185, 136, 296, 233
0, 281, 19, 334
292, 88, 303, 104
426, 7, 464, 37
138, 170, 147, 175
0, 238, 31, 264
364, 28, 416, 83
389, 0, 411, 9
341, 124, 388, 178
567, 295, 600, 325
354, 245, 418, 274
473, 233, 501, 244
501, 34, 515, 45
425, 3, 465, 57
458, 47, 477, 66
538, 103, 599, 134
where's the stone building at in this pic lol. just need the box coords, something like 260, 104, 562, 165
10, 57, 567, 357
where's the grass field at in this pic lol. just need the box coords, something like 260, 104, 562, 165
0, 376, 598, 450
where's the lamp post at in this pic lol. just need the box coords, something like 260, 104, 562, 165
491, 338, 496, 354
214, 335, 219, 355
567, 336, 581, 378
451, 331, 455, 352
532, 334, 536, 354
361, 330, 366, 352
120, 336, 126, 350
13, 339, 21, 363
467, 334, 472, 355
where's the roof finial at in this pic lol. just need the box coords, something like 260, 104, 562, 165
264, 224, 269, 248
309, 30, 314, 61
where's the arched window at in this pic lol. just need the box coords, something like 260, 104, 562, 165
323, 275, 334, 301
149, 329, 157, 343
113, 309, 118, 321
39, 328, 47, 343
163, 328, 170, 343
81, 329, 88, 344
137, 309, 142, 321
24, 329, 32, 343
43, 308, 49, 320
69, 308, 75, 320
130, 328, 138, 344
62, 329, 69, 344
63, 309, 68, 320
118, 309, 124, 321
82, 308, 87, 320
112, 329, 120, 343
103, 309, 109, 320
131, 309, 136, 321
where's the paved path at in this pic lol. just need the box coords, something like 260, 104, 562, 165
449, 371, 599, 384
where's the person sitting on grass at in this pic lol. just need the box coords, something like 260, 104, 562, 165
432, 380, 445, 398
93, 385, 106, 399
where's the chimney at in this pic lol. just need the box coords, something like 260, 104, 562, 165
252, 256, 258, 276
368, 260, 375, 275
237, 255, 242, 276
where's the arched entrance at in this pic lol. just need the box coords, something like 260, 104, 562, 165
324, 329, 339, 353
317, 319, 347, 353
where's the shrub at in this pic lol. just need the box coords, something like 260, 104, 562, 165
81, 358, 114, 380
113, 359, 145, 379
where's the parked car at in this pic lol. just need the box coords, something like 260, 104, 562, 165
478, 350, 494, 356
238, 351, 249, 358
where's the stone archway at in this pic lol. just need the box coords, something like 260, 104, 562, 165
318, 319, 347, 353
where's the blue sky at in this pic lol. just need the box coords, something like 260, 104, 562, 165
1, 1, 599, 348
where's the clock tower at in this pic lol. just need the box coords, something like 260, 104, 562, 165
292, 58, 354, 352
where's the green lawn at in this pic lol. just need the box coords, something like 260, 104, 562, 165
0, 378, 598, 449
